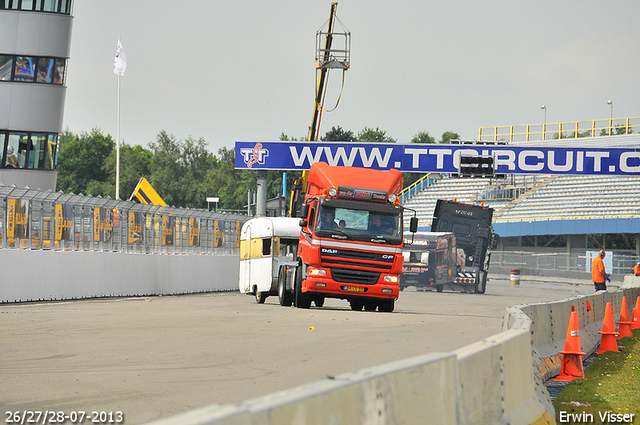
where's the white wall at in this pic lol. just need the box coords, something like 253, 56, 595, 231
0, 250, 239, 303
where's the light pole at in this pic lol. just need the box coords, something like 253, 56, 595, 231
607, 100, 613, 135
541, 105, 546, 140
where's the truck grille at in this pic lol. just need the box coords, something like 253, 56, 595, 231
320, 247, 394, 271
330, 268, 380, 285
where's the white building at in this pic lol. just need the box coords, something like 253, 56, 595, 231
0, 0, 73, 190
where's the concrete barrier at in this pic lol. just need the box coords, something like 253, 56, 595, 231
142, 286, 640, 425
146, 353, 459, 425
4, 252, 636, 425
0, 250, 239, 303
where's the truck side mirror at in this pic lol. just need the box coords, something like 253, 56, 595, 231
410, 217, 418, 233
299, 219, 308, 227
300, 204, 309, 219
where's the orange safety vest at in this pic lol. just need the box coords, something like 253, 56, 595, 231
592, 256, 605, 283
634, 264, 640, 276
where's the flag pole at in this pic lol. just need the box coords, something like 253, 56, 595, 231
115, 36, 121, 200
116, 69, 121, 199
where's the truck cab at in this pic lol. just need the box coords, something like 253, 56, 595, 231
292, 162, 416, 312
430, 199, 493, 294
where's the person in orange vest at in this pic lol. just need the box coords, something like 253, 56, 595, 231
634, 261, 640, 276
592, 250, 610, 291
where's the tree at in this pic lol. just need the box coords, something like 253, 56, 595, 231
439, 131, 460, 144
85, 143, 154, 200
148, 131, 216, 208
322, 126, 356, 142
56, 128, 115, 195
279, 132, 301, 141
411, 131, 435, 144
357, 127, 396, 143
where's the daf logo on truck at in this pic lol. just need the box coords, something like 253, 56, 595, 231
239, 161, 418, 313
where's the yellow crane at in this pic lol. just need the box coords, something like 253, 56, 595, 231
288, 2, 350, 216
129, 177, 167, 207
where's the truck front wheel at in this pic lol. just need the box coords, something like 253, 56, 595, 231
295, 265, 311, 309
378, 299, 394, 313
349, 299, 364, 311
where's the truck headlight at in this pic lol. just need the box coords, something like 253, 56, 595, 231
383, 275, 399, 283
307, 267, 326, 277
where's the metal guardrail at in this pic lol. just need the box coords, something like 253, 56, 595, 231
479, 116, 640, 142
0, 184, 247, 255
399, 173, 435, 203
491, 250, 639, 275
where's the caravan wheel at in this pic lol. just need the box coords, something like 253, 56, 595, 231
278, 268, 293, 306
255, 290, 267, 304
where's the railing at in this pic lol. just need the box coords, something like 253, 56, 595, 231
399, 173, 435, 203
479, 116, 640, 142
491, 250, 639, 275
0, 184, 247, 255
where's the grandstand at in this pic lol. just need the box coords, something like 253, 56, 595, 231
400, 131, 640, 275
403, 174, 640, 227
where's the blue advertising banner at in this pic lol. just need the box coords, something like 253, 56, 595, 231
235, 141, 640, 175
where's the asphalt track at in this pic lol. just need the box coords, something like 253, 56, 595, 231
0, 277, 594, 424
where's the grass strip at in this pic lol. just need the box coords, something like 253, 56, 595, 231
553, 329, 639, 424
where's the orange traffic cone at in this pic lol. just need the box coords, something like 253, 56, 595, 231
632, 296, 640, 330
617, 296, 633, 339
554, 306, 585, 381
597, 302, 619, 354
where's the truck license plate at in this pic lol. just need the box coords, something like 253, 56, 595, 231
343, 285, 365, 292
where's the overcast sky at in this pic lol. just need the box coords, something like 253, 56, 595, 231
63, 1, 640, 154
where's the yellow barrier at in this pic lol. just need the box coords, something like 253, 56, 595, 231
479, 116, 640, 142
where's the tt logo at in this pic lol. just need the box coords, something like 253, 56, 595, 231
240, 143, 269, 168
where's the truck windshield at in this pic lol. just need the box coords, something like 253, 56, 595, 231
315, 204, 402, 244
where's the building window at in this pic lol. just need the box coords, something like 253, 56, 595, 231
15, 56, 35, 82
0, 54, 66, 85
0, 130, 58, 170
0, 55, 12, 81
0, 0, 73, 14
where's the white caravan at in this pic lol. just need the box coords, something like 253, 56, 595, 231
239, 217, 301, 304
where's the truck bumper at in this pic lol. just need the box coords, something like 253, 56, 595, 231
302, 276, 399, 300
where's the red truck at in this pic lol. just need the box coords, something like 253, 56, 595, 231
279, 162, 417, 312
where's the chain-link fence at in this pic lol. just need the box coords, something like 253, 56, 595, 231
0, 185, 248, 255
491, 250, 640, 275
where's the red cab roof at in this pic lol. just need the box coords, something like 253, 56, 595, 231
306, 162, 403, 197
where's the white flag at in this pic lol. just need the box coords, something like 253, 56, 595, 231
114, 40, 127, 77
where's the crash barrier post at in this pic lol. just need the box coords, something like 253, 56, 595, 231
145, 287, 640, 425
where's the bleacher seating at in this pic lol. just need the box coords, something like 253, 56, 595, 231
402, 174, 640, 228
